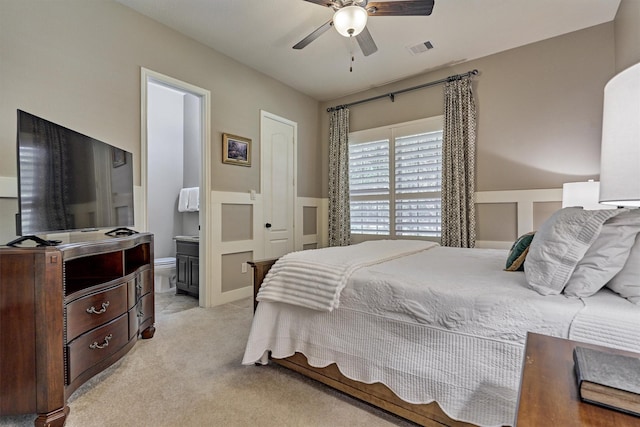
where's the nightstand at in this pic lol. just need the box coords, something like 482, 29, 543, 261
515, 332, 640, 426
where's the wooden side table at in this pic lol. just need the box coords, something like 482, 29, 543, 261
516, 332, 640, 426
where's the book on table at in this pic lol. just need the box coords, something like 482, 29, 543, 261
573, 346, 640, 416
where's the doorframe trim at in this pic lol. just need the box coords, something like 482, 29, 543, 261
260, 110, 298, 257
140, 68, 212, 307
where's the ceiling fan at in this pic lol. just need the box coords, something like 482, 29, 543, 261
293, 0, 435, 57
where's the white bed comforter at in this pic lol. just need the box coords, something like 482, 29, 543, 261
243, 243, 640, 426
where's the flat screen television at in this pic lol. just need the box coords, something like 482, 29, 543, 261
15, 110, 135, 238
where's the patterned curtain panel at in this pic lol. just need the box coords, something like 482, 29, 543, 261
328, 108, 351, 247
441, 76, 477, 248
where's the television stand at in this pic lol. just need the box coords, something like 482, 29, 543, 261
0, 233, 155, 427
105, 227, 139, 237
5, 235, 61, 247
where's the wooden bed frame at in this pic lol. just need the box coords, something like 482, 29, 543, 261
248, 259, 475, 427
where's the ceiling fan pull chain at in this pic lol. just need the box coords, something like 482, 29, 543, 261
349, 35, 355, 72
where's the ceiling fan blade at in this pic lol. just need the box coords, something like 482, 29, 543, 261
302, 0, 334, 6
293, 20, 334, 50
355, 27, 378, 56
367, 0, 435, 16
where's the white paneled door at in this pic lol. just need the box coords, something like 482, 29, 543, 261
261, 111, 297, 259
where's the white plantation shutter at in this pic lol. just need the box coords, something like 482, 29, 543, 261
350, 200, 390, 235
349, 139, 390, 235
348, 139, 389, 196
348, 117, 443, 239
395, 131, 442, 236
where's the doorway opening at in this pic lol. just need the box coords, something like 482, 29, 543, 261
141, 68, 211, 307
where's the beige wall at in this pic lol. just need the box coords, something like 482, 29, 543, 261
0, 0, 322, 202
615, 0, 640, 72
0, 1, 325, 297
319, 23, 616, 197
1, 1, 636, 250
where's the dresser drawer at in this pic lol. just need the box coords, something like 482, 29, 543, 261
66, 282, 128, 342
127, 277, 136, 309
128, 291, 155, 339
137, 268, 153, 297
139, 291, 154, 327
176, 240, 199, 257
66, 314, 129, 384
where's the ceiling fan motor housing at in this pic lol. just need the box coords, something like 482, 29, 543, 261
333, 5, 369, 37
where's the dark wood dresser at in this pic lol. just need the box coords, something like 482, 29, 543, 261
0, 233, 155, 427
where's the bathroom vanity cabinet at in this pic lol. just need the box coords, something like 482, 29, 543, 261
175, 238, 199, 297
0, 233, 155, 427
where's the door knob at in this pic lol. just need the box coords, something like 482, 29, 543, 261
265, 223, 272, 229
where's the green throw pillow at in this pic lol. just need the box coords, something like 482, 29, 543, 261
505, 231, 536, 271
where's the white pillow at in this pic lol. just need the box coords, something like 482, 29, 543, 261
563, 210, 640, 298
607, 232, 640, 304
524, 207, 625, 295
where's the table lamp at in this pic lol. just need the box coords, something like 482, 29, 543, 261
562, 180, 614, 210
599, 62, 640, 207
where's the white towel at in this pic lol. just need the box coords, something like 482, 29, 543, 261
186, 187, 199, 212
178, 188, 189, 212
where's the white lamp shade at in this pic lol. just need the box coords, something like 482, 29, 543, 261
599, 61, 640, 207
562, 181, 615, 210
333, 6, 368, 37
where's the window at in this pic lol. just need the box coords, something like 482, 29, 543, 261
348, 117, 443, 239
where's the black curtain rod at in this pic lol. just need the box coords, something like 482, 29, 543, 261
326, 69, 479, 112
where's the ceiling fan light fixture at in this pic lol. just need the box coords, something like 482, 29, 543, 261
333, 5, 368, 37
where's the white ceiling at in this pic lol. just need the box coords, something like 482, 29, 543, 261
116, 0, 620, 101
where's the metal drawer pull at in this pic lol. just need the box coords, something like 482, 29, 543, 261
89, 334, 113, 350
137, 311, 144, 318
86, 301, 110, 314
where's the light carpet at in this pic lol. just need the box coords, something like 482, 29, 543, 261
1, 293, 413, 427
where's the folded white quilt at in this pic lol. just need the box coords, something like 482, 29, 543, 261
256, 240, 437, 311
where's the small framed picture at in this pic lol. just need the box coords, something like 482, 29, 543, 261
222, 133, 251, 167
112, 148, 126, 168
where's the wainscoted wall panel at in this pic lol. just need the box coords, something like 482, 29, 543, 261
208, 191, 327, 306
533, 201, 562, 230
0, 177, 18, 244
297, 197, 328, 251
221, 204, 253, 242
0, 179, 559, 304
475, 188, 562, 248
221, 251, 253, 292
209, 191, 262, 306
476, 203, 518, 243
0, 177, 17, 198
303, 206, 317, 236
0, 199, 18, 244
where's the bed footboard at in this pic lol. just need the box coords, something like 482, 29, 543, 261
274, 353, 474, 426
247, 259, 477, 426
247, 259, 277, 311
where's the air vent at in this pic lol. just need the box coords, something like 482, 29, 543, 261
407, 41, 434, 56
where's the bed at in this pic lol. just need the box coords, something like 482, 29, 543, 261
242, 207, 640, 426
